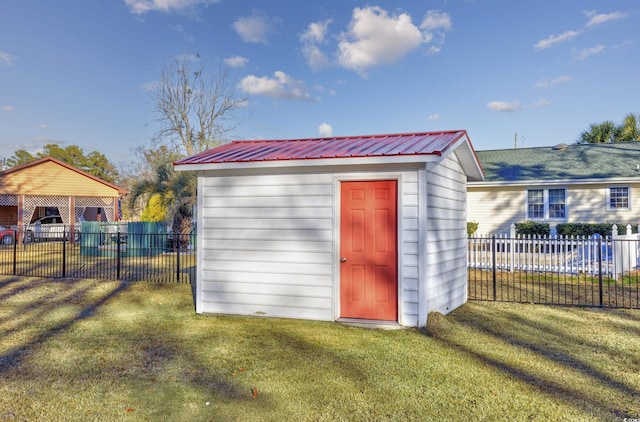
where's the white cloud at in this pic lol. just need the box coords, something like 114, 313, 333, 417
2, 106, 15, 112
487, 101, 522, 112
224, 55, 248, 68
420, 10, 452, 32
124, 0, 218, 14
240, 71, 315, 101
318, 123, 333, 137
532, 99, 551, 108
301, 19, 332, 44
574, 44, 605, 61
0, 52, 15, 66
534, 30, 581, 50
420, 10, 452, 48
337, 6, 427, 74
532, 10, 627, 52
233, 13, 273, 44
584, 10, 627, 28
39, 124, 47, 129
536, 75, 571, 88
302, 45, 331, 71
300, 19, 332, 70
613, 39, 634, 49
427, 113, 440, 121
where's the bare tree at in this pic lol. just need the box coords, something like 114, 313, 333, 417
150, 53, 244, 156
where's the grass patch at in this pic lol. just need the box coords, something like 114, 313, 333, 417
0, 276, 638, 420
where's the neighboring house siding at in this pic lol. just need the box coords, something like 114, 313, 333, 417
199, 170, 335, 321
568, 183, 640, 224
467, 187, 524, 235
425, 155, 468, 315
468, 183, 640, 236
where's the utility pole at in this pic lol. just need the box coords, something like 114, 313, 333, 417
514, 132, 518, 149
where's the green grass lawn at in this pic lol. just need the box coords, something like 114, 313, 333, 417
0, 277, 638, 421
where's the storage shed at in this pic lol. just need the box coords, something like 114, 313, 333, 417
174, 130, 483, 327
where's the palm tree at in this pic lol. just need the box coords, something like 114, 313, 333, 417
579, 121, 617, 144
614, 113, 640, 142
128, 157, 197, 234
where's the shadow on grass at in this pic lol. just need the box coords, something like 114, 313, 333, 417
423, 305, 640, 420
0, 278, 131, 374
0, 276, 259, 420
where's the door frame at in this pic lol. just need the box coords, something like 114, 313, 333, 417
333, 173, 404, 324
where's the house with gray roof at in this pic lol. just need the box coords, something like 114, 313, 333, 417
467, 142, 640, 235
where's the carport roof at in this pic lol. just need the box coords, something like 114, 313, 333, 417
174, 130, 482, 178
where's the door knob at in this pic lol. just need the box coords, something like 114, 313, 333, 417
340, 257, 347, 262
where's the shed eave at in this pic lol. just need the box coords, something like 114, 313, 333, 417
443, 134, 484, 181
174, 154, 442, 172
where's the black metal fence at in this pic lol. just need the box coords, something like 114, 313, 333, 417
468, 234, 640, 309
0, 229, 196, 283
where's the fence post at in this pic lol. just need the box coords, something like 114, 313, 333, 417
176, 233, 181, 283
509, 223, 516, 272
598, 235, 603, 308
492, 234, 497, 301
62, 233, 66, 278
12, 230, 17, 276
116, 231, 121, 280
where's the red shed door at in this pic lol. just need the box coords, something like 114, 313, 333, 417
340, 180, 398, 321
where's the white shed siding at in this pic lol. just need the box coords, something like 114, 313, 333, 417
398, 170, 420, 326
199, 170, 335, 321
197, 165, 424, 325
424, 155, 468, 316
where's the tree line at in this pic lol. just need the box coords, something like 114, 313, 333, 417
6, 144, 119, 184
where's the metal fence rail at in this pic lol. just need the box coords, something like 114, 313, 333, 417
468, 233, 640, 309
0, 230, 196, 283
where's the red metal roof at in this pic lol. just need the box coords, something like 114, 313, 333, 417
174, 130, 469, 165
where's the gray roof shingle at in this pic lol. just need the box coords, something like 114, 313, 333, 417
477, 142, 640, 182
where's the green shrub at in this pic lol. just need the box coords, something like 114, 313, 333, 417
557, 222, 637, 237
467, 221, 479, 237
515, 221, 550, 236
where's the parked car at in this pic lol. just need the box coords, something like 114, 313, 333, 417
0, 227, 15, 245
24, 216, 79, 242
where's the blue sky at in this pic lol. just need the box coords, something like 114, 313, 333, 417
1, 0, 638, 167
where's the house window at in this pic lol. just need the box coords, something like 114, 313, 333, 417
526, 188, 566, 220
607, 186, 630, 210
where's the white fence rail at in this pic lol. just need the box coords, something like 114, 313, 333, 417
468, 224, 640, 277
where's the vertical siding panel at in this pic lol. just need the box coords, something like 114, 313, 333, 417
401, 170, 419, 327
